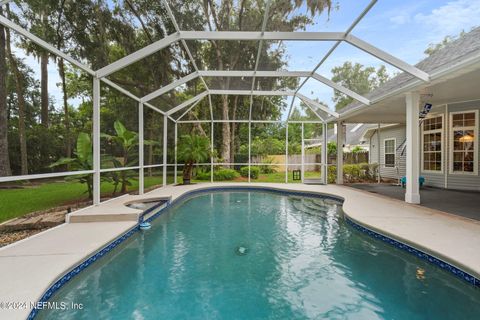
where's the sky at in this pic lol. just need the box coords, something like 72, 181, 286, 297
9, 0, 480, 118
286, 0, 480, 116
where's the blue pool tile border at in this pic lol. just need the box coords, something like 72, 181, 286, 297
345, 217, 480, 288
29, 185, 479, 319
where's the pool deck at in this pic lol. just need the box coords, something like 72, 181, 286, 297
1, 183, 480, 319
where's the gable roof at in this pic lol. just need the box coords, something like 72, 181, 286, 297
339, 26, 480, 115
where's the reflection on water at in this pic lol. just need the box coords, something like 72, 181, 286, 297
38, 191, 480, 320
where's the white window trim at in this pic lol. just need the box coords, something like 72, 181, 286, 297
421, 114, 444, 174
383, 138, 396, 168
449, 110, 478, 175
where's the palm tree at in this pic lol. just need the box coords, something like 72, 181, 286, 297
178, 134, 210, 184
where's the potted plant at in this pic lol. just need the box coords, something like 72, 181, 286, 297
178, 134, 210, 185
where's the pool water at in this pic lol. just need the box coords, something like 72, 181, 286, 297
38, 191, 480, 319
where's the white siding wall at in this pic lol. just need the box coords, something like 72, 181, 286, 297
369, 100, 480, 191
369, 125, 406, 180
443, 101, 480, 191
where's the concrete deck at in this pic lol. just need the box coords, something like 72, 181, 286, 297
349, 183, 480, 221
1, 183, 480, 320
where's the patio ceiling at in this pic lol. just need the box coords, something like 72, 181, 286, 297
0, 0, 432, 123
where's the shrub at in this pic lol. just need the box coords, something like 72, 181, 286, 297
259, 157, 278, 173
240, 166, 260, 179
213, 169, 239, 181
328, 165, 337, 184
343, 164, 361, 182
195, 171, 211, 181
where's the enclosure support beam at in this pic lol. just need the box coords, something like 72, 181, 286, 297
160, 0, 212, 97
0, 15, 95, 76
405, 92, 421, 204
248, 121, 251, 183
346, 35, 429, 82
211, 121, 214, 183
167, 91, 209, 115
96, 32, 180, 78
199, 70, 311, 77
297, 94, 339, 118
163, 115, 168, 186
141, 72, 199, 103
287, 0, 378, 118
322, 123, 328, 184
210, 90, 296, 96
311, 74, 370, 105
176, 96, 205, 121
139, 102, 144, 195
180, 31, 345, 41
301, 123, 305, 183
174, 122, 177, 185
92, 78, 101, 205
285, 123, 289, 183
336, 122, 344, 185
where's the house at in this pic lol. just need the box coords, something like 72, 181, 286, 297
336, 26, 480, 197
305, 123, 377, 152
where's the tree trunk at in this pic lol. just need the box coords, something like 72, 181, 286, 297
59, 58, 71, 160
221, 94, 231, 164
40, 51, 49, 127
5, 27, 28, 175
230, 96, 238, 163
0, 15, 11, 176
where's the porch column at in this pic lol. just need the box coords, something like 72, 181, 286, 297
405, 92, 421, 204
336, 121, 344, 184
321, 123, 327, 184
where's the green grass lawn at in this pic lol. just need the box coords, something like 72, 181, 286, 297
0, 176, 166, 223
0, 171, 322, 223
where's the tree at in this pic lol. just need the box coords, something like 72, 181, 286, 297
178, 134, 210, 184
191, 0, 334, 163
5, 5, 28, 175
18, 1, 55, 127
327, 141, 337, 156
0, 7, 11, 176
331, 62, 390, 111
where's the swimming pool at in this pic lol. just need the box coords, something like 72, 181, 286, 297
37, 190, 480, 319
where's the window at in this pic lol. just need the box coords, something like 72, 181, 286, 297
422, 115, 443, 172
384, 139, 395, 168
450, 111, 478, 174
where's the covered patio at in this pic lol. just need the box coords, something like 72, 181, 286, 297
337, 26, 480, 205
349, 183, 480, 221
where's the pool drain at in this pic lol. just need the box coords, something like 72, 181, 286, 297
235, 246, 248, 256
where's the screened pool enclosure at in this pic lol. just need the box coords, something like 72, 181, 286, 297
0, 0, 431, 205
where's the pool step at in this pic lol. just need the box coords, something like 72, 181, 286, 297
67, 196, 169, 224
68, 212, 140, 223
290, 199, 328, 218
